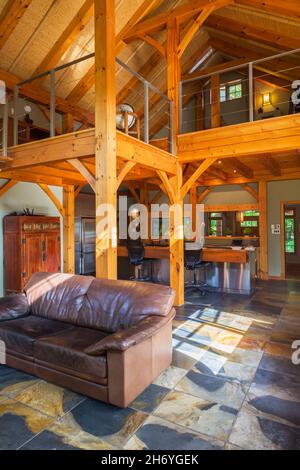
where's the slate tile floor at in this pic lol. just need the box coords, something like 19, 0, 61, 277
0, 279, 300, 450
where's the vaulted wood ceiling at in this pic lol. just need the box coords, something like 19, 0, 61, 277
1, 0, 300, 185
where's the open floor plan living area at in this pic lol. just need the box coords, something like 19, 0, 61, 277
0, 0, 300, 456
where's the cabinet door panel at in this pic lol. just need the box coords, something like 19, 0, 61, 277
43, 233, 61, 272
22, 235, 43, 286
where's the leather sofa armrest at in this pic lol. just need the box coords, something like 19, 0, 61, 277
85, 308, 175, 356
0, 294, 30, 322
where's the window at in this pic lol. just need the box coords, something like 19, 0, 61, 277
237, 210, 259, 236
208, 212, 223, 236
219, 80, 243, 103
285, 208, 296, 254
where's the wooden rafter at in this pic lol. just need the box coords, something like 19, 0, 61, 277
75, 183, 85, 198
67, 0, 163, 104
227, 158, 254, 179
236, 0, 300, 19
182, 58, 250, 81
69, 158, 96, 192
135, 34, 166, 58
206, 14, 300, 51
262, 155, 281, 177
0, 0, 32, 50
38, 183, 65, 216
125, 0, 232, 40
177, 0, 232, 58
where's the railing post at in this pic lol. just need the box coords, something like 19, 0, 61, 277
248, 62, 254, 122
13, 85, 18, 146
50, 69, 56, 137
2, 93, 8, 157
178, 81, 183, 133
144, 81, 149, 143
169, 100, 174, 154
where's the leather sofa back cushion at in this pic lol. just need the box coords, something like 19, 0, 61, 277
80, 278, 175, 333
24, 273, 175, 333
24, 272, 94, 324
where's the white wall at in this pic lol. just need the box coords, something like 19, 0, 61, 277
268, 180, 300, 277
0, 180, 63, 296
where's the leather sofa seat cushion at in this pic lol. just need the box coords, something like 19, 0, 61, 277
24, 272, 94, 325
0, 315, 73, 357
34, 326, 108, 385
80, 278, 176, 333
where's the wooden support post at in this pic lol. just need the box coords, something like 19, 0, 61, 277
167, 17, 180, 154
211, 74, 220, 128
94, 0, 117, 280
190, 186, 197, 234
63, 185, 75, 274
258, 180, 268, 280
170, 164, 184, 306
62, 113, 74, 134
196, 90, 204, 131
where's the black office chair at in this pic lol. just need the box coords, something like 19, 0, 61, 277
184, 248, 210, 295
126, 239, 157, 282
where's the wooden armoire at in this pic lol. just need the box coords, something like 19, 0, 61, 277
4, 216, 61, 294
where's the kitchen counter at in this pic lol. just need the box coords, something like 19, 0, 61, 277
118, 245, 256, 295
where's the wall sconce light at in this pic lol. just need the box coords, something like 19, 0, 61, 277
262, 92, 272, 107
236, 211, 244, 223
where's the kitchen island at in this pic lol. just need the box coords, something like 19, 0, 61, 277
118, 245, 257, 295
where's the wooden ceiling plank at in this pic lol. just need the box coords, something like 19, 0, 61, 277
236, 0, 300, 19
177, 0, 233, 59
32, 0, 94, 79
206, 14, 300, 50
0, 0, 32, 50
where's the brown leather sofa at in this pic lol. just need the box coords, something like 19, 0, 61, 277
0, 272, 175, 407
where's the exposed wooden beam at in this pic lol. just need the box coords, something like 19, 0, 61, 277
177, 0, 232, 58
167, 17, 180, 152
181, 158, 218, 198
178, 115, 300, 163
156, 170, 176, 204
63, 185, 75, 273
125, 0, 232, 40
182, 58, 250, 82
0, 0, 32, 50
236, 0, 300, 19
67, 0, 163, 103
211, 74, 220, 128
75, 183, 85, 198
228, 158, 254, 179
206, 14, 300, 51
135, 33, 166, 58
38, 183, 65, 216
95, 0, 117, 280
198, 187, 212, 203
32, 0, 94, 79
117, 161, 137, 188
69, 158, 96, 191
262, 155, 281, 176
0, 179, 17, 197
258, 180, 268, 280
126, 182, 141, 203
240, 184, 258, 201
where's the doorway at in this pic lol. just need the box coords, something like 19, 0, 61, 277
281, 201, 300, 280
